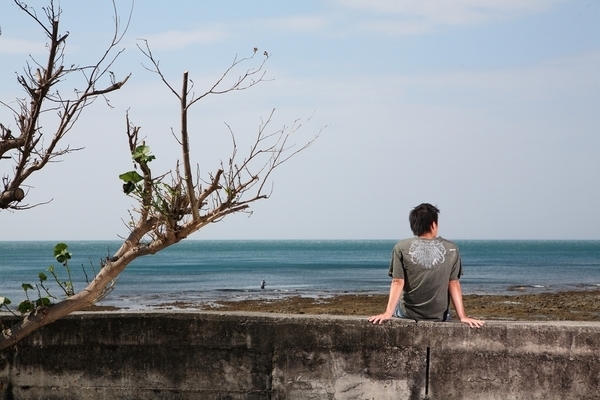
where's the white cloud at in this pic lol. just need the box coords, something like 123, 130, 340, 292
262, 47, 600, 115
397, 48, 600, 102
262, 15, 329, 32
337, 0, 564, 17
359, 19, 435, 36
0, 37, 45, 55
134, 14, 328, 52
138, 28, 228, 51
335, 0, 566, 34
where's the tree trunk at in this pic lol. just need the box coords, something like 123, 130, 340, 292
0, 244, 137, 351
0, 188, 25, 208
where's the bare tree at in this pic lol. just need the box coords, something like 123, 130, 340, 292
0, 9, 319, 350
0, 0, 130, 209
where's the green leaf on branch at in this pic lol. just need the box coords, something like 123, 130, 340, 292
21, 283, 34, 291
119, 170, 144, 183
132, 145, 155, 163
36, 297, 51, 307
122, 181, 136, 195
17, 300, 34, 314
39, 272, 47, 281
0, 297, 11, 305
54, 243, 72, 264
119, 171, 144, 194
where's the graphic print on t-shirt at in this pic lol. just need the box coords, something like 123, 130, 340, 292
409, 239, 446, 269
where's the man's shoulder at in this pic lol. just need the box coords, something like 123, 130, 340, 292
437, 236, 457, 246
394, 237, 460, 252
394, 238, 415, 249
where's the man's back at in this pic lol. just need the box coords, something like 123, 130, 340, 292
389, 237, 462, 321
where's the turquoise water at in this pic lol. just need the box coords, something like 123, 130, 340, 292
1, 240, 599, 309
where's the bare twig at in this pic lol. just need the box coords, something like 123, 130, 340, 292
0, 0, 131, 210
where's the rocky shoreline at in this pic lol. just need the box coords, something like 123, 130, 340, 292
163, 289, 600, 321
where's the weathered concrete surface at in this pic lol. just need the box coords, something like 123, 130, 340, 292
0, 311, 599, 399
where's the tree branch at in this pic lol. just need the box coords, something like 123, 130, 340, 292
0, 0, 130, 210
0, 39, 321, 351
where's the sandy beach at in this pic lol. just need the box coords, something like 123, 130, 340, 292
156, 289, 600, 321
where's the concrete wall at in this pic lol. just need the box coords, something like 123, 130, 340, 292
0, 311, 599, 399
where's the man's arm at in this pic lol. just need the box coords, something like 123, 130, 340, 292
368, 278, 404, 324
448, 280, 485, 328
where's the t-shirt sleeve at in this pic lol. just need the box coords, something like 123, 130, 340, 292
388, 248, 406, 279
449, 248, 463, 280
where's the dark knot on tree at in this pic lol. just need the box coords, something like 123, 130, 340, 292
0, 188, 25, 209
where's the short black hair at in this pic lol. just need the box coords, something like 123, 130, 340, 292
409, 203, 440, 236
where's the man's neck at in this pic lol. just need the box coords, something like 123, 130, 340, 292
419, 232, 437, 239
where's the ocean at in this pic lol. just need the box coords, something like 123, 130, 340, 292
1, 240, 599, 310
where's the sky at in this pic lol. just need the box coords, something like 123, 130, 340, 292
0, 0, 599, 241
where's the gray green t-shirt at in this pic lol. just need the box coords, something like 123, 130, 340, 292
388, 236, 462, 321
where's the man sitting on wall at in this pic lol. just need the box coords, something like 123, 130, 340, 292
369, 203, 484, 328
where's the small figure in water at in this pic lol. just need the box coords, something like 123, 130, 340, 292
261, 280, 266, 289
